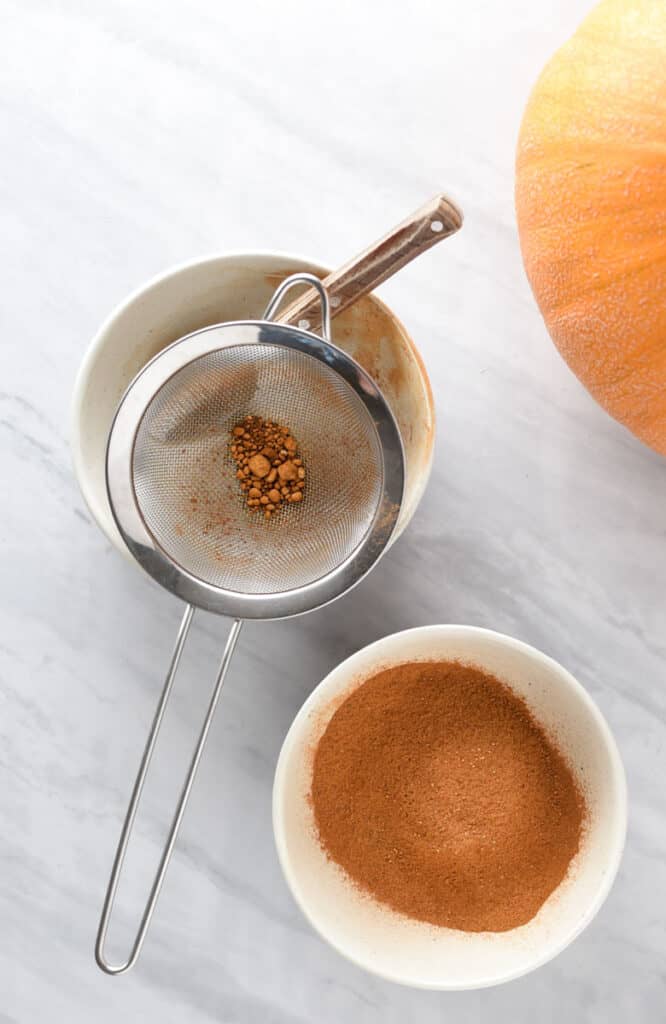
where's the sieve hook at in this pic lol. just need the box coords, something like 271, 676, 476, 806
263, 272, 332, 342
95, 609, 243, 975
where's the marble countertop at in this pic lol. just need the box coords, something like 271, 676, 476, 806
3, 0, 665, 1020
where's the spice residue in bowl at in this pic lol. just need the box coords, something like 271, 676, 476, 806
310, 660, 585, 932
229, 415, 306, 519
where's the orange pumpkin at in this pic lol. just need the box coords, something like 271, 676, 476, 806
516, 0, 666, 455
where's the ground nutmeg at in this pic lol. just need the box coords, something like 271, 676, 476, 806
310, 660, 585, 932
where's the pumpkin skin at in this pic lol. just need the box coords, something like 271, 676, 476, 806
516, 0, 666, 455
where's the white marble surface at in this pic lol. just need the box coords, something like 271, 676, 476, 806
2, 0, 665, 1019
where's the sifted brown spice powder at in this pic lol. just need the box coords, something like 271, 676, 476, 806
310, 660, 585, 932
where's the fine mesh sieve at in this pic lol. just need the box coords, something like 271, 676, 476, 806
106, 281, 405, 623
95, 193, 463, 977
97, 275, 404, 976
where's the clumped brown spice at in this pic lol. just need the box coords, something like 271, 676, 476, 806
311, 660, 585, 933
229, 415, 306, 518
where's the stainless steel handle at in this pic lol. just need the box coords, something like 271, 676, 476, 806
95, 608, 243, 975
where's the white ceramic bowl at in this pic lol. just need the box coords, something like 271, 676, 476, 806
273, 625, 627, 990
71, 252, 435, 554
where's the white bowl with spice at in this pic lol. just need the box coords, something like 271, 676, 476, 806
71, 251, 434, 556
272, 625, 627, 990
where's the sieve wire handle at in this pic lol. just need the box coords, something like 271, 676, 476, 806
95, 607, 243, 975
273, 193, 463, 334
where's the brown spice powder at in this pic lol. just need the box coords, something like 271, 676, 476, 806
311, 660, 585, 932
229, 415, 305, 519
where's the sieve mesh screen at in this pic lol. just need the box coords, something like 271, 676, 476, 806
132, 344, 384, 594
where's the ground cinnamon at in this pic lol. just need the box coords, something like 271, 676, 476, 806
229, 415, 305, 518
311, 660, 585, 932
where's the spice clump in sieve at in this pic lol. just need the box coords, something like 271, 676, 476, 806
229, 415, 306, 519
310, 660, 586, 933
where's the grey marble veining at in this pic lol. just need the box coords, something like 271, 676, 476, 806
2, 0, 665, 1020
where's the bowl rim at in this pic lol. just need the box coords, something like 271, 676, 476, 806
272, 623, 628, 990
70, 249, 435, 551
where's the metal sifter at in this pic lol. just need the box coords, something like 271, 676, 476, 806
96, 194, 462, 974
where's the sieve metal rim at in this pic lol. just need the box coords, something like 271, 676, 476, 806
106, 319, 405, 620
